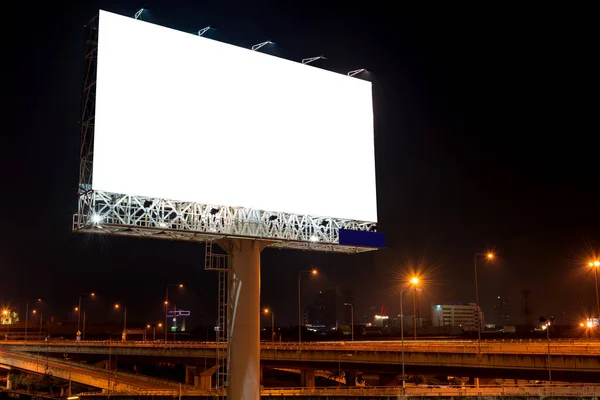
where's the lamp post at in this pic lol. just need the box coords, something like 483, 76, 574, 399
298, 269, 318, 347
2, 309, 9, 338
540, 316, 555, 384
77, 292, 95, 340
264, 308, 275, 343
114, 304, 127, 341
474, 252, 494, 353
25, 298, 41, 342
165, 284, 183, 343
344, 303, 354, 342
410, 277, 419, 340
146, 324, 161, 341
401, 278, 421, 394
589, 260, 600, 318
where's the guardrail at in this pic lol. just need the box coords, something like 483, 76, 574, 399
2, 339, 600, 357
73, 384, 600, 397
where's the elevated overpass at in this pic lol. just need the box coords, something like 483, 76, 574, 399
2, 339, 599, 381
0, 349, 196, 394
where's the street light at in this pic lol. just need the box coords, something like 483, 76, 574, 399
539, 316, 555, 384
400, 279, 422, 394
146, 323, 162, 341
410, 277, 420, 340
264, 308, 275, 343
25, 298, 41, 342
165, 283, 183, 343
474, 252, 494, 353
344, 303, 354, 342
114, 304, 127, 341
589, 260, 600, 318
298, 268, 318, 347
77, 292, 95, 340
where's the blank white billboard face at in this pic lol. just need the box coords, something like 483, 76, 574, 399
94, 10, 377, 222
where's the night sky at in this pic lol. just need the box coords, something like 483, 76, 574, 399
2, 1, 597, 329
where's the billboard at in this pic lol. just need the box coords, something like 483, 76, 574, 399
94, 10, 377, 222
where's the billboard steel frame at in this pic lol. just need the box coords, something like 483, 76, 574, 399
74, 11, 379, 399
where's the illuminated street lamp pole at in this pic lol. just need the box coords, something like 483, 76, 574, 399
77, 292, 95, 339
146, 323, 162, 341
589, 260, 600, 318
540, 316, 555, 384
165, 284, 183, 343
2, 309, 8, 337
298, 269, 318, 347
474, 252, 494, 353
114, 304, 127, 339
401, 278, 421, 395
344, 303, 354, 342
410, 277, 419, 340
264, 308, 275, 343
25, 298, 41, 342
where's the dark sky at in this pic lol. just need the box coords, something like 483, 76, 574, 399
1, 1, 598, 329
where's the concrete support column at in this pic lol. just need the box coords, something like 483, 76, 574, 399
473, 377, 480, 388
301, 368, 315, 387
185, 365, 194, 385
6, 374, 12, 390
346, 371, 357, 386
226, 239, 264, 400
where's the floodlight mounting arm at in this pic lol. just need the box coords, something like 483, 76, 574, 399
347, 68, 367, 77
134, 8, 144, 20
301, 55, 327, 65
198, 26, 211, 36
252, 40, 274, 51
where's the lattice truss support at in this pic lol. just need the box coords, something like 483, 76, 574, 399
73, 190, 377, 253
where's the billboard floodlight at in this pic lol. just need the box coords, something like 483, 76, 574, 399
309, 235, 319, 242
347, 68, 367, 77
301, 55, 327, 65
134, 8, 144, 20
198, 26, 211, 36
251, 40, 274, 52
91, 214, 102, 224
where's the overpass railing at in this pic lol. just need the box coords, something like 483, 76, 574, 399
2, 339, 599, 356
73, 384, 600, 397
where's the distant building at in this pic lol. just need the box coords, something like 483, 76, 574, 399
373, 314, 389, 328
306, 288, 337, 331
493, 296, 511, 324
431, 303, 483, 331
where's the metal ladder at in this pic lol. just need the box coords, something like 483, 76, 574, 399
205, 240, 229, 395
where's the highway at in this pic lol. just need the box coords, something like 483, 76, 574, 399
2, 338, 599, 355
0, 348, 189, 393
3, 338, 599, 383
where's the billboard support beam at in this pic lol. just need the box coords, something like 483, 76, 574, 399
222, 239, 267, 400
